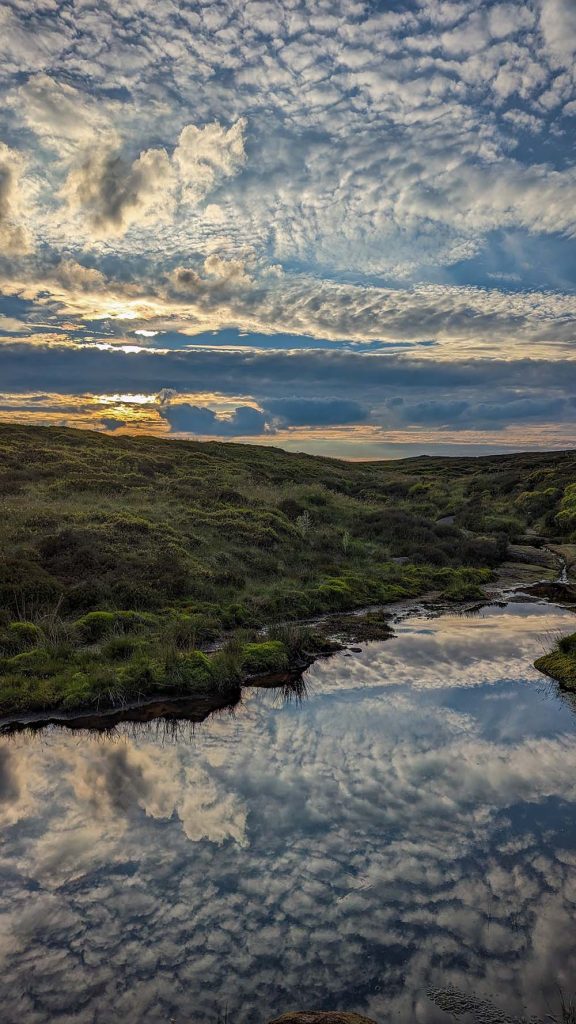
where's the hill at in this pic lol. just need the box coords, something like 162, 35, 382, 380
0, 423, 575, 716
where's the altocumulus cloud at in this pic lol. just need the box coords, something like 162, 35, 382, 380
0, 141, 31, 255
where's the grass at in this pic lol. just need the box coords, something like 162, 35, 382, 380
547, 990, 576, 1024
535, 633, 576, 692
1, 422, 576, 715
0, 622, 308, 714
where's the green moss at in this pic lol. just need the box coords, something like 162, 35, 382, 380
221, 603, 254, 628
478, 515, 524, 536
439, 567, 492, 601
0, 621, 42, 655
9, 621, 41, 644
515, 487, 559, 516
75, 611, 116, 642
316, 577, 353, 608
61, 673, 92, 708
5, 649, 63, 676
118, 656, 164, 693
241, 640, 289, 674
75, 609, 153, 642
266, 623, 321, 657
442, 582, 485, 601
165, 650, 214, 689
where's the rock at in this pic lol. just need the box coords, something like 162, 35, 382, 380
506, 543, 558, 568
522, 581, 576, 603
268, 1014, 378, 1024
493, 560, 556, 589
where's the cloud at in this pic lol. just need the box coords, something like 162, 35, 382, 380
539, 0, 576, 64
0, 747, 19, 804
0, 0, 574, 276
159, 400, 269, 436
61, 142, 176, 237
57, 117, 247, 238
100, 416, 126, 431
0, 314, 30, 335
2, 254, 575, 354
2, 339, 576, 401
502, 109, 544, 134
0, 142, 31, 255
169, 254, 254, 300
13, 73, 115, 150
3, 340, 576, 446
173, 118, 247, 204
488, 3, 535, 39
385, 394, 567, 431
264, 397, 370, 427
0, 6, 65, 81
156, 394, 372, 437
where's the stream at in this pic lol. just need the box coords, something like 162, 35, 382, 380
1, 598, 576, 1023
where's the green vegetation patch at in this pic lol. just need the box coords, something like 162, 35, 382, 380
0, 635, 298, 715
241, 641, 289, 675
535, 633, 576, 692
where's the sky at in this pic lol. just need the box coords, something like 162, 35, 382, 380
0, 0, 575, 458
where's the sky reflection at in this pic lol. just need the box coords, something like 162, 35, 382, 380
1, 602, 576, 1023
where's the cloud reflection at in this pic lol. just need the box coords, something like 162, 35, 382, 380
0, 603, 576, 1023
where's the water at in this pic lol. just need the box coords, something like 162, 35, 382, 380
1, 601, 576, 1024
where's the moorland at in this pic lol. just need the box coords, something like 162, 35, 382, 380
1, 423, 575, 716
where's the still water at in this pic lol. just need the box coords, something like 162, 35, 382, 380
1, 601, 576, 1024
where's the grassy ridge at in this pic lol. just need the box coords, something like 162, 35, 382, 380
1, 423, 575, 715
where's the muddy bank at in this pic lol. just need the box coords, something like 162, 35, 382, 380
0, 688, 242, 735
